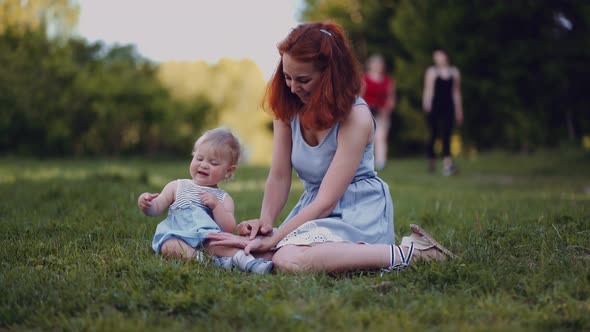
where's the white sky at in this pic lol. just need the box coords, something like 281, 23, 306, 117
77, 0, 303, 79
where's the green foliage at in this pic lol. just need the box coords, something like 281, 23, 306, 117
302, 0, 590, 152
0, 151, 589, 330
0, 27, 213, 156
0, 0, 79, 38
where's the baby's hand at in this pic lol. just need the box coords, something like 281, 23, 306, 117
200, 191, 219, 210
138, 192, 159, 211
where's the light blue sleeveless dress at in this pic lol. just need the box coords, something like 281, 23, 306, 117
152, 179, 226, 253
275, 97, 395, 248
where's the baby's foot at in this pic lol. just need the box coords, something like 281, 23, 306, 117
245, 259, 274, 274
212, 256, 233, 270
232, 250, 274, 274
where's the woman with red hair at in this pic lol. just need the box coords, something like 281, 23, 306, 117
208, 22, 456, 273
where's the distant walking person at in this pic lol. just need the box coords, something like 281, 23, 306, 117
361, 55, 396, 171
422, 49, 463, 175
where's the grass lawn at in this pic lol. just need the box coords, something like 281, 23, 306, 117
1, 150, 589, 331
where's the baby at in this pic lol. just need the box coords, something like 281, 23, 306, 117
138, 127, 273, 273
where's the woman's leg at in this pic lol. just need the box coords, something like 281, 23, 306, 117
374, 112, 391, 170
272, 230, 450, 273
427, 112, 438, 171
441, 111, 454, 159
273, 242, 398, 273
441, 110, 455, 173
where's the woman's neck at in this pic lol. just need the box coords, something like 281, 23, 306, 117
367, 71, 383, 81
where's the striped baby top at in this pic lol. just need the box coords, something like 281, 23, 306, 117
169, 179, 227, 215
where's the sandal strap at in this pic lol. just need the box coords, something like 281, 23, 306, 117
382, 243, 414, 274
405, 242, 415, 265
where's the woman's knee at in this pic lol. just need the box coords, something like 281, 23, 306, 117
272, 246, 311, 273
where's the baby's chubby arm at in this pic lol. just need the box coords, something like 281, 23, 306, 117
137, 181, 176, 217
201, 192, 236, 233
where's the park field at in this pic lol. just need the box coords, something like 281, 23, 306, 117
1, 150, 589, 331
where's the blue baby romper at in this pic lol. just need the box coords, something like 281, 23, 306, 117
152, 179, 226, 253
276, 97, 395, 248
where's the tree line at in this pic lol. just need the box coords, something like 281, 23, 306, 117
2, 1, 589, 158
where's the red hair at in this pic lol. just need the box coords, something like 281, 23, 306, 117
263, 21, 362, 130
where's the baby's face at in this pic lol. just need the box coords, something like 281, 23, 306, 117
190, 144, 235, 187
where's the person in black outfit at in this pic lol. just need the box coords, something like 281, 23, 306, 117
422, 49, 464, 175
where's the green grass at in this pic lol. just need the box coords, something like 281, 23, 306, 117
1, 150, 589, 331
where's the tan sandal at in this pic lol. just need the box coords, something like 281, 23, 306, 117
400, 224, 458, 260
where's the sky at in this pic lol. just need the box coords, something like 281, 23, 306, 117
77, 0, 303, 79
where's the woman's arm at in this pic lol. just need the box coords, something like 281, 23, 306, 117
384, 76, 396, 113
453, 68, 464, 125
359, 75, 367, 99
202, 192, 236, 233
422, 67, 435, 112
265, 105, 374, 246
258, 119, 293, 227
138, 180, 176, 217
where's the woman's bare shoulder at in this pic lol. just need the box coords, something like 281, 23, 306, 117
425, 66, 437, 78
350, 102, 372, 120
342, 103, 373, 136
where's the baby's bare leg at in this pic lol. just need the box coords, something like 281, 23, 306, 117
159, 237, 274, 262
205, 239, 275, 260
205, 245, 239, 258
160, 239, 197, 259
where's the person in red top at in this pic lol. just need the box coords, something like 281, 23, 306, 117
361, 55, 396, 170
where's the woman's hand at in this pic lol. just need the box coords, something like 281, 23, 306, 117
244, 236, 278, 255
207, 232, 278, 255
206, 232, 250, 249
237, 219, 273, 239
